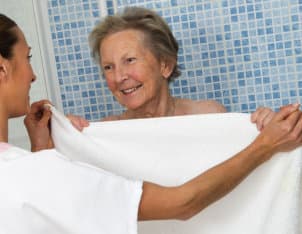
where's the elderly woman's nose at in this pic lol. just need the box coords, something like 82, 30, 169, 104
114, 65, 128, 82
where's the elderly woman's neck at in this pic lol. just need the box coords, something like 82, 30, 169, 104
125, 93, 177, 119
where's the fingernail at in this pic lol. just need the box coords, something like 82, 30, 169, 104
43, 103, 52, 110
292, 103, 300, 108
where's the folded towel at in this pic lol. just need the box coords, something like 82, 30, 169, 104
50, 106, 302, 234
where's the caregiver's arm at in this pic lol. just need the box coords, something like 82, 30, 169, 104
138, 104, 302, 221
24, 100, 54, 152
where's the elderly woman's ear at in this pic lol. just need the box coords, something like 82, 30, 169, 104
160, 59, 175, 79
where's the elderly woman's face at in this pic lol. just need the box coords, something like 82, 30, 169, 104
3, 27, 36, 117
99, 29, 172, 110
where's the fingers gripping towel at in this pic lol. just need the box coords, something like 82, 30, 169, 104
50, 105, 302, 234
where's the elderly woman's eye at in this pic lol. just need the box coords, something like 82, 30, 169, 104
103, 65, 112, 71
27, 54, 32, 60
126, 57, 136, 63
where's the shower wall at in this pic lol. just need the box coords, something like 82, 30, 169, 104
42, 0, 302, 120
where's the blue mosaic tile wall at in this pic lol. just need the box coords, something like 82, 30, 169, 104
47, 0, 302, 120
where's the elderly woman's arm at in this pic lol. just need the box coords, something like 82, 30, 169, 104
138, 104, 302, 220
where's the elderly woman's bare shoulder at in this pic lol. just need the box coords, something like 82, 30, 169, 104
101, 115, 122, 122
176, 98, 226, 115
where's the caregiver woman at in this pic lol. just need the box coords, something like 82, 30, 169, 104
1, 14, 302, 231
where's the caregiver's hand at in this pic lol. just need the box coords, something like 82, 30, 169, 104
66, 114, 89, 131
252, 103, 302, 158
251, 107, 276, 131
24, 100, 54, 152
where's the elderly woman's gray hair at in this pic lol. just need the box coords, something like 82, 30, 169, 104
89, 7, 181, 80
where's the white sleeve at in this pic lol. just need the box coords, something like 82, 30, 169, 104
0, 149, 143, 234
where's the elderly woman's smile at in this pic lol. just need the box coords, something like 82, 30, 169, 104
120, 83, 143, 95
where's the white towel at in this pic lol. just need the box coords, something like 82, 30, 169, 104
50, 106, 302, 234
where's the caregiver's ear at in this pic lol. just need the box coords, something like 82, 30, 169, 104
0, 54, 9, 81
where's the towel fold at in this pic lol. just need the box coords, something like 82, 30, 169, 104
51, 106, 302, 234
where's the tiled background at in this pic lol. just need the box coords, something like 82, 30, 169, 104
47, 0, 302, 120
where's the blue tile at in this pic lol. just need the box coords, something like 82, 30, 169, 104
292, 15, 299, 22
238, 80, 245, 86
266, 27, 274, 34
231, 16, 238, 22
286, 50, 293, 56
256, 12, 263, 19
247, 4, 254, 12
273, 92, 281, 98
68, 100, 75, 106
51, 0, 58, 7
196, 70, 203, 76
270, 60, 277, 66
257, 28, 264, 35
213, 75, 220, 82
239, 6, 245, 13
230, 7, 237, 14
248, 13, 255, 20
284, 41, 292, 48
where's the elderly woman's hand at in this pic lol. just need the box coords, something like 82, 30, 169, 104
253, 104, 302, 157
251, 107, 276, 131
66, 114, 89, 131
24, 100, 54, 152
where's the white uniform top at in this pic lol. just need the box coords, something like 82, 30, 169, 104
0, 142, 143, 234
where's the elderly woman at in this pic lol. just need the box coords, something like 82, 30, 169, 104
0, 13, 300, 233
88, 6, 226, 121
71, 6, 274, 129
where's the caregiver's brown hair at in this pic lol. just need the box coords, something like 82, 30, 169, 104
0, 14, 18, 59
